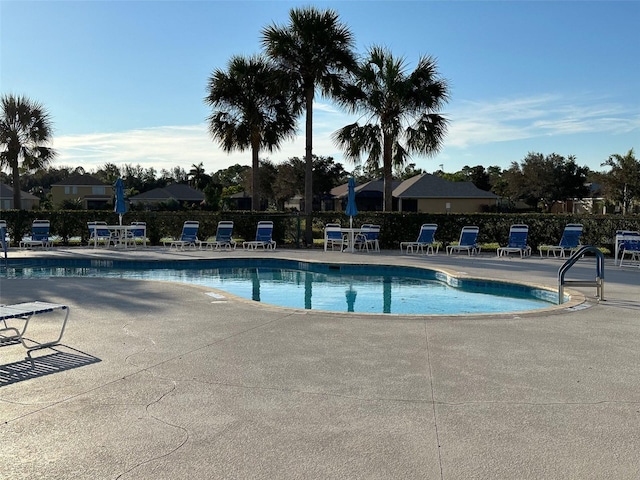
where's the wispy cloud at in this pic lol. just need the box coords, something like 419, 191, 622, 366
446, 93, 639, 148
51, 93, 638, 174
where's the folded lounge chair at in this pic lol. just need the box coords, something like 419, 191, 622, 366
538, 224, 583, 258
324, 223, 347, 251
243, 221, 276, 250
167, 221, 201, 249
204, 221, 237, 250
497, 224, 531, 258
400, 224, 438, 255
20, 219, 53, 249
446, 226, 480, 256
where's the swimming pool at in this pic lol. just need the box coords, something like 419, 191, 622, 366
2, 258, 562, 315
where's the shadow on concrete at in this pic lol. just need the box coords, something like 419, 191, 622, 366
0, 345, 100, 387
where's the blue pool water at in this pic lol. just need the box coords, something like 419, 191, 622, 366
2, 258, 559, 315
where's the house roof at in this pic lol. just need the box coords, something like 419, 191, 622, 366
393, 173, 498, 199
129, 183, 204, 202
331, 174, 497, 200
51, 174, 110, 186
0, 183, 40, 200
331, 178, 402, 198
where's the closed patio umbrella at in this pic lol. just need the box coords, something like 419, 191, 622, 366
114, 178, 127, 225
345, 177, 358, 229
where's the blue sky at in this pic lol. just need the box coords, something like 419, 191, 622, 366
2, 0, 638, 177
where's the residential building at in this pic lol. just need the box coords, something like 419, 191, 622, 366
331, 173, 498, 213
0, 183, 41, 210
50, 174, 113, 209
128, 183, 204, 209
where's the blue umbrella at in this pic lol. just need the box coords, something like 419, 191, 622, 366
114, 178, 127, 225
345, 177, 358, 229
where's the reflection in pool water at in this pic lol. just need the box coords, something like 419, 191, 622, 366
4, 259, 559, 315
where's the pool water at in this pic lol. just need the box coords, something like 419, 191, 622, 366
3, 260, 557, 315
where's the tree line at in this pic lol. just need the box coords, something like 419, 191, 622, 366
2, 149, 638, 215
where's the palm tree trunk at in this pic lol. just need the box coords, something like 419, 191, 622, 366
11, 158, 22, 210
304, 86, 314, 246
383, 132, 393, 212
251, 142, 260, 211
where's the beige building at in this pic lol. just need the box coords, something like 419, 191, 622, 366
50, 174, 113, 209
0, 183, 41, 210
331, 173, 498, 213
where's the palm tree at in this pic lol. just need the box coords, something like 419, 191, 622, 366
0, 94, 56, 209
205, 55, 297, 211
188, 162, 209, 190
333, 46, 449, 211
262, 6, 356, 245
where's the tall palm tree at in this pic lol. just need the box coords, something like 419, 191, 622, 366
205, 55, 297, 211
262, 7, 356, 245
333, 46, 449, 211
0, 94, 56, 209
188, 162, 209, 190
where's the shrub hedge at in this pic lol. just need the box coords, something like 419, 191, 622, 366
1, 210, 638, 256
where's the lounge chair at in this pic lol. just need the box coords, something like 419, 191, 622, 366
538, 224, 583, 258
204, 221, 237, 250
354, 224, 380, 252
497, 224, 531, 258
20, 219, 53, 249
243, 221, 276, 250
167, 221, 201, 249
0, 301, 70, 357
400, 224, 438, 255
619, 234, 640, 268
324, 223, 347, 251
446, 226, 481, 256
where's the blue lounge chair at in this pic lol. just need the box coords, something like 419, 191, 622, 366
446, 226, 480, 256
538, 224, 583, 258
168, 221, 200, 249
619, 234, 640, 268
204, 221, 236, 250
324, 223, 347, 251
243, 221, 276, 250
497, 224, 531, 258
20, 219, 53, 249
400, 224, 438, 255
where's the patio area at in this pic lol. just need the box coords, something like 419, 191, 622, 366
1, 247, 639, 479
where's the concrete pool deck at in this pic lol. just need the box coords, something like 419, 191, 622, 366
1, 247, 639, 479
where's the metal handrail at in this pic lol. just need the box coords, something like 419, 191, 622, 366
558, 246, 605, 304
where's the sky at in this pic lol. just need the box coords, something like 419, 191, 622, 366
2, 0, 639, 178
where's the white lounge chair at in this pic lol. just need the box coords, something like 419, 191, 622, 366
446, 226, 480, 256
400, 224, 438, 255
619, 234, 640, 268
20, 219, 53, 249
538, 224, 583, 258
243, 221, 276, 250
204, 221, 237, 250
497, 224, 531, 258
167, 221, 201, 249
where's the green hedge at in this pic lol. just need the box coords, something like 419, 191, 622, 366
1, 210, 638, 255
